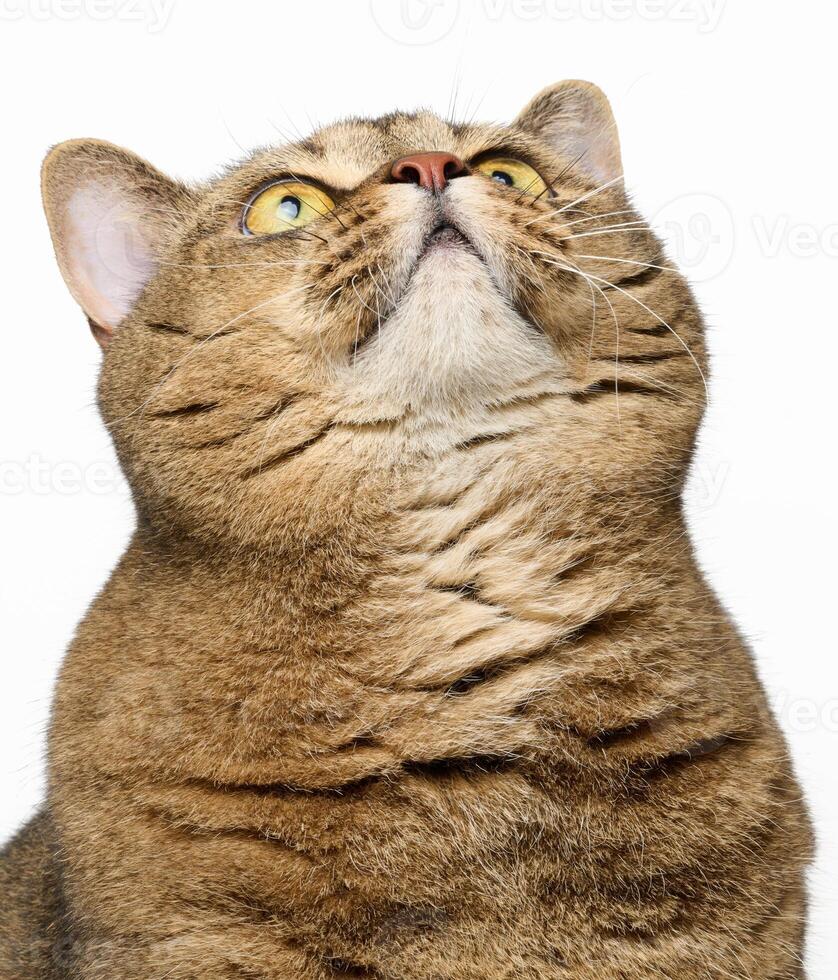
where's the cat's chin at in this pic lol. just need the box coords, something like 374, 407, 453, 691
334, 245, 558, 422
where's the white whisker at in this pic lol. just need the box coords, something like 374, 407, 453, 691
563, 209, 639, 228
252, 394, 303, 477
531, 250, 708, 396
575, 255, 678, 274
312, 284, 346, 359
559, 225, 647, 242
524, 174, 625, 229
113, 284, 317, 429
350, 274, 379, 317
569, 260, 623, 426
159, 259, 329, 271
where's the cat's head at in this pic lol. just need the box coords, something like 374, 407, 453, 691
42, 81, 706, 549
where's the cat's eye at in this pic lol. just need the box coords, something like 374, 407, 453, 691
474, 157, 550, 197
243, 180, 336, 236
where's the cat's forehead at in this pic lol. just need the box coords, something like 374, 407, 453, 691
233, 112, 514, 192
317, 112, 460, 166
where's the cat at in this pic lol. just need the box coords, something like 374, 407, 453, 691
0, 80, 812, 979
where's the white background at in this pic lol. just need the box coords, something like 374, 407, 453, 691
1, 0, 835, 973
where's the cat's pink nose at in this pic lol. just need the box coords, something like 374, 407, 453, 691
390, 152, 468, 193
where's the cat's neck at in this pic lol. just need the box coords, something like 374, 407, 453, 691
51, 438, 701, 801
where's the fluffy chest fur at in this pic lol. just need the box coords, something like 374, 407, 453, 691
48, 425, 802, 978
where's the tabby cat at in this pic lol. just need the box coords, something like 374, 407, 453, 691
0, 80, 812, 979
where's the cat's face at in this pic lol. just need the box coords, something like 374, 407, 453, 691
42, 82, 706, 548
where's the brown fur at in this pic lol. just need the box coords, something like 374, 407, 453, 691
1, 82, 812, 978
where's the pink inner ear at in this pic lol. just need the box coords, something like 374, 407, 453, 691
65, 182, 158, 331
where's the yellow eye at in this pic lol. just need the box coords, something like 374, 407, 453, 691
243, 181, 336, 236
474, 157, 550, 197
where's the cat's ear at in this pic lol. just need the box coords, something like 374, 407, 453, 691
515, 80, 623, 187
41, 139, 191, 348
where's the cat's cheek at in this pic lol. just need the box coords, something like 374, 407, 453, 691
437, 180, 583, 356
442, 178, 550, 297
292, 188, 435, 361
123, 413, 361, 549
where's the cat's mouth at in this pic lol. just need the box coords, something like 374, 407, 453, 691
349, 221, 484, 357
419, 221, 474, 257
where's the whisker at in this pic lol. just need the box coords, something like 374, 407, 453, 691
462, 82, 493, 127
158, 259, 329, 271
529, 146, 595, 206
350, 273, 379, 317
111, 284, 317, 429
351, 289, 364, 368
531, 250, 708, 396
374, 266, 384, 375
373, 262, 397, 307
516, 172, 549, 201
224, 196, 332, 247
447, 65, 463, 126
267, 119, 299, 147
270, 106, 309, 145
251, 396, 302, 477
284, 168, 347, 230
219, 112, 250, 157
575, 255, 678, 275
332, 196, 368, 243
526, 211, 645, 236
557, 254, 624, 425
312, 284, 346, 360
618, 365, 683, 398
347, 270, 387, 363
563, 209, 640, 228
558, 225, 648, 242
589, 272, 622, 426
525, 173, 625, 228
531, 109, 622, 208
